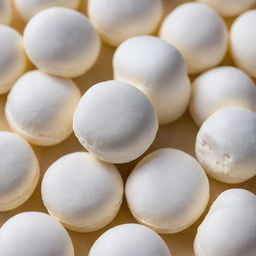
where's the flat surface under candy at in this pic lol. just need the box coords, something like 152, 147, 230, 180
0, 0, 255, 255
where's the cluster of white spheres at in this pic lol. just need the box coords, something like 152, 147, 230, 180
0, 1, 255, 256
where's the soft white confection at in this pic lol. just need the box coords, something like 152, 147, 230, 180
190, 66, 256, 126
5, 70, 81, 146
197, 0, 256, 17
113, 36, 191, 124
88, 0, 163, 46
73, 80, 158, 163
160, 3, 227, 74
0, 0, 11, 24
0, 25, 26, 94
0, 132, 39, 211
126, 148, 209, 234
89, 224, 171, 256
14, 0, 80, 21
42, 152, 124, 232
194, 189, 256, 256
23, 7, 100, 78
0, 212, 74, 256
230, 10, 256, 77
196, 107, 256, 183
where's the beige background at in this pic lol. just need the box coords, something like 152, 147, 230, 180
0, 0, 256, 255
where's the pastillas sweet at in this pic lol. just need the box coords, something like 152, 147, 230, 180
5, 70, 81, 146
42, 152, 124, 232
73, 80, 158, 163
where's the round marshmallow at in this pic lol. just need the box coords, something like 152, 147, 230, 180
89, 224, 171, 256
230, 10, 256, 77
0, 132, 39, 211
23, 7, 100, 78
42, 152, 123, 232
73, 80, 158, 163
197, 0, 255, 17
194, 189, 256, 256
5, 70, 81, 146
196, 107, 256, 183
0, 212, 74, 256
113, 36, 191, 124
126, 148, 209, 234
160, 3, 227, 74
190, 66, 256, 126
14, 0, 80, 21
0, 0, 11, 25
88, 0, 163, 46
0, 25, 26, 94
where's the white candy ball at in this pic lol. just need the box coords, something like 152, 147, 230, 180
0, 0, 12, 25
24, 7, 100, 78
0, 212, 74, 256
73, 80, 158, 164
160, 3, 227, 74
126, 148, 209, 234
14, 0, 80, 21
88, 0, 163, 46
194, 189, 256, 256
190, 66, 256, 126
89, 224, 171, 256
0, 132, 39, 211
0, 25, 26, 94
230, 10, 256, 77
197, 0, 256, 18
42, 152, 123, 232
5, 70, 81, 146
196, 107, 256, 183
113, 36, 191, 124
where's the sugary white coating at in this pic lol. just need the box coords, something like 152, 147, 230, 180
196, 107, 256, 183
88, 0, 163, 46
23, 7, 100, 78
42, 152, 124, 232
126, 148, 209, 234
0, 212, 74, 256
0, 0, 12, 25
73, 80, 158, 163
194, 189, 256, 256
0, 132, 39, 211
0, 25, 26, 94
14, 0, 80, 21
197, 0, 256, 17
159, 3, 227, 74
89, 224, 171, 256
190, 66, 256, 126
230, 10, 256, 77
5, 70, 81, 146
113, 36, 191, 124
